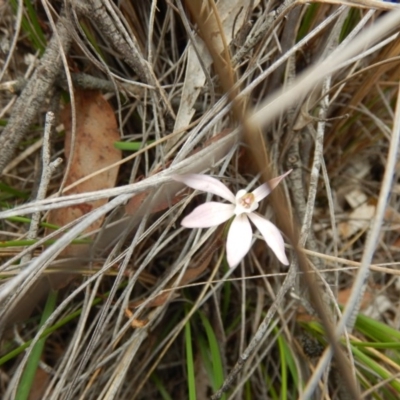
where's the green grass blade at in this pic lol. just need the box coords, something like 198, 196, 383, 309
0, 291, 105, 365
15, 290, 58, 400
352, 345, 400, 394
4, 215, 59, 230
151, 373, 174, 400
264, 369, 279, 400
197, 334, 214, 381
277, 332, 288, 399
9, 0, 46, 53
0, 182, 29, 200
0, 238, 91, 248
356, 314, 400, 342
297, 3, 319, 41
198, 311, 225, 397
185, 312, 196, 400
114, 140, 155, 151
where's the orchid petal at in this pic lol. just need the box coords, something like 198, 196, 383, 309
248, 213, 289, 265
172, 174, 236, 203
252, 170, 292, 202
181, 202, 234, 228
226, 215, 253, 268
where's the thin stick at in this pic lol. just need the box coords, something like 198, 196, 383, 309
21, 112, 62, 264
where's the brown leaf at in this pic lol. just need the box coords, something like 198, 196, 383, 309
48, 89, 121, 287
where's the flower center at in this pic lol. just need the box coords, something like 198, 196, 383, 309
238, 193, 255, 209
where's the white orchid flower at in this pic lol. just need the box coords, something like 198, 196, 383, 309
173, 170, 292, 268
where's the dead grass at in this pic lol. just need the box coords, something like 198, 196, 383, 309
1, 1, 400, 399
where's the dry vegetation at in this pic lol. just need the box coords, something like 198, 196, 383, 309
1, 1, 400, 399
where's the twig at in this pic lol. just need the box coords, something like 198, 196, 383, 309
0, 13, 72, 174
20, 112, 62, 264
